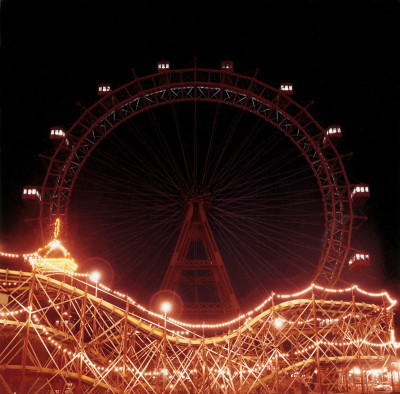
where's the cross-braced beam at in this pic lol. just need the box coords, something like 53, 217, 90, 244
0, 269, 398, 393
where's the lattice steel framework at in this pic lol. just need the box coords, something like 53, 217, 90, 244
38, 65, 353, 287
0, 269, 398, 393
161, 199, 241, 320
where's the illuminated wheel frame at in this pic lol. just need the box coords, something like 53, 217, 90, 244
39, 65, 353, 287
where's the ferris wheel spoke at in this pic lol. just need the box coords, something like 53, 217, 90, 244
207, 116, 267, 189
214, 197, 321, 214
79, 149, 183, 197
72, 194, 181, 210
213, 207, 322, 244
144, 108, 192, 192
170, 102, 192, 189
213, 225, 319, 263
212, 216, 306, 289
118, 228, 179, 279
82, 208, 182, 230
83, 216, 180, 260
214, 229, 273, 292
214, 187, 319, 206
200, 101, 221, 190
229, 164, 313, 193
212, 210, 321, 256
94, 129, 180, 187
213, 195, 321, 218
205, 105, 246, 188
211, 161, 314, 199
209, 132, 302, 193
76, 157, 186, 201
121, 117, 188, 193
193, 97, 198, 191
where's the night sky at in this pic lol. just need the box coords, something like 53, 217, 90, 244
1, 1, 399, 304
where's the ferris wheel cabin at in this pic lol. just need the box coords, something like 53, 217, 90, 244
348, 252, 370, 273
157, 61, 170, 72
323, 125, 342, 146
98, 83, 112, 96
22, 186, 41, 201
351, 184, 370, 207
280, 82, 294, 95
50, 127, 69, 147
50, 127, 65, 140
221, 60, 234, 71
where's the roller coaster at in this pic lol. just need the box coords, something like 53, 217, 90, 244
0, 265, 398, 393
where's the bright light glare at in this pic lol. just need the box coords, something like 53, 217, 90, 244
274, 318, 284, 329
161, 302, 172, 314
90, 271, 101, 283
352, 367, 361, 375
49, 240, 61, 250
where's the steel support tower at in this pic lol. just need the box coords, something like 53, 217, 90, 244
161, 198, 240, 320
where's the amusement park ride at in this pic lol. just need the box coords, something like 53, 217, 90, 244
0, 61, 398, 393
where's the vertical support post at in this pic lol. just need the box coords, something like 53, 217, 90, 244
116, 300, 125, 391
19, 270, 36, 394
129, 328, 137, 390
312, 289, 323, 394
383, 296, 391, 347
272, 293, 279, 393
238, 316, 243, 392
57, 275, 66, 392
155, 339, 161, 393
60, 273, 66, 331
352, 289, 365, 394
77, 281, 88, 393
202, 334, 207, 393
122, 296, 129, 394
227, 337, 232, 394
382, 296, 396, 393
163, 310, 168, 393
92, 282, 98, 342
193, 344, 198, 393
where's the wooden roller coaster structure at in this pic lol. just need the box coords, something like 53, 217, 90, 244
0, 267, 399, 393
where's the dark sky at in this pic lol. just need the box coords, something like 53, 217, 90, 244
1, 0, 399, 300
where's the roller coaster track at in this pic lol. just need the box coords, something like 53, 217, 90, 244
0, 269, 398, 393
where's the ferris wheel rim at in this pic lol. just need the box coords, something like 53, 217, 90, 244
39, 65, 353, 287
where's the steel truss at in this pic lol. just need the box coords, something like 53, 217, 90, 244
39, 66, 353, 287
161, 199, 241, 320
0, 269, 398, 393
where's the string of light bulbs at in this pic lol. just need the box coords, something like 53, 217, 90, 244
0, 235, 397, 329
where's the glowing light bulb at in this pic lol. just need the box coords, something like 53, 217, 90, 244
90, 271, 101, 283
49, 240, 60, 250
161, 302, 172, 314
274, 318, 284, 329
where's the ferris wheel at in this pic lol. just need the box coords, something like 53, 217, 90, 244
24, 61, 369, 308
